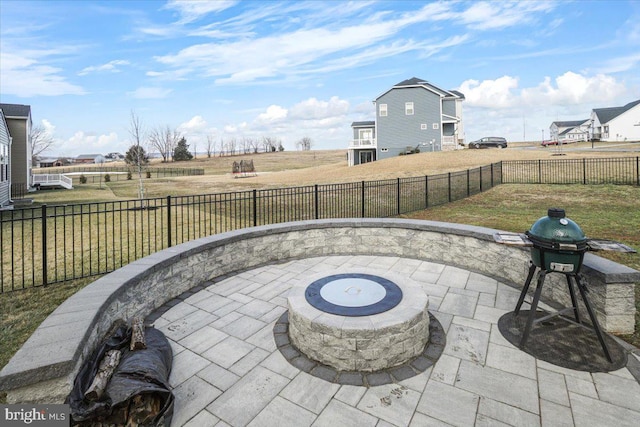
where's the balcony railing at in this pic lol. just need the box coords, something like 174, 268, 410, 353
442, 136, 455, 144
349, 139, 376, 148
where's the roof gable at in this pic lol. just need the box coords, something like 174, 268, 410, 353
375, 77, 463, 101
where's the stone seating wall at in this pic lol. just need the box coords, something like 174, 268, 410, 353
1, 219, 637, 403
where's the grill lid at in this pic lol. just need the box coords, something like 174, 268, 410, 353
526, 208, 587, 251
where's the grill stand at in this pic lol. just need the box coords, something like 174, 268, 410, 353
514, 261, 612, 363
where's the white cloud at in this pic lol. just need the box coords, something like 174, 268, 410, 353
78, 60, 130, 76
163, 0, 238, 24
521, 72, 626, 105
595, 53, 640, 74
0, 51, 86, 97
178, 115, 209, 134
289, 96, 349, 120
67, 131, 120, 153
128, 87, 172, 99
256, 105, 288, 124
459, 72, 627, 110
41, 119, 56, 136
152, 3, 474, 85
458, 76, 520, 108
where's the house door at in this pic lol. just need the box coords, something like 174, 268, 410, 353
359, 150, 374, 164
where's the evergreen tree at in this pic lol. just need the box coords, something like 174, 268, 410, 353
125, 144, 149, 166
173, 137, 193, 161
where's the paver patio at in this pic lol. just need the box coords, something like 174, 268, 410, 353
146, 255, 640, 427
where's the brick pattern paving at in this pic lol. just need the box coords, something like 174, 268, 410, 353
146, 255, 640, 427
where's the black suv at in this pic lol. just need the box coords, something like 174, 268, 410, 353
468, 137, 507, 149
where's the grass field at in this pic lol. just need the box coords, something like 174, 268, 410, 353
2, 143, 639, 385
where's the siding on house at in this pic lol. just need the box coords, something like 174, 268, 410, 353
376, 86, 442, 159
591, 99, 640, 141
442, 99, 456, 118
0, 109, 11, 207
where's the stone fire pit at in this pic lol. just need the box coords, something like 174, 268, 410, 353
287, 269, 430, 372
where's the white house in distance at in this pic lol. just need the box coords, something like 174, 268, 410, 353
590, 99, 640, 142
549, 119, 590, 143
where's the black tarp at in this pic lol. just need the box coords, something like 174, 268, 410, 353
66, 322, 174, 426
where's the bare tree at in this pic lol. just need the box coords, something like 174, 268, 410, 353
227, 137, 237, 156
296, 136, 313, 151
262, 136, 279, 152
128, 111, 146, 202
30, 125, 55, 165
149, 125, 181, 162
217, 138, 225, 157
206, 135, 215, 158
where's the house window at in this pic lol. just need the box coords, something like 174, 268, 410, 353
432, 123, 439, 130
379, 104, 387, 117
421, 124, 427, 130
405, 102, 414, 115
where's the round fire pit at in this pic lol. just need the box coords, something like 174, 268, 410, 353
287, 270, 430, 372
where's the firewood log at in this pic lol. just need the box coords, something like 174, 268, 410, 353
125, 394, 162, 426
84, 349, 121, 401
130, 317, 146, 351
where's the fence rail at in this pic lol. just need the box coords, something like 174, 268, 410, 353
1, 163, 502, 292
502, 156, 640, 185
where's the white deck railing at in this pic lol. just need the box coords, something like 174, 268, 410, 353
349, 139, 376, 148
32, 174, 73, 189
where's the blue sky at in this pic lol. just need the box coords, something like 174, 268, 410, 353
1, 0, 639, 157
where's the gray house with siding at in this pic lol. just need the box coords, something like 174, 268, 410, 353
0, 108, 11, 208
0, 103, 32, 196
348, 77, 464, 166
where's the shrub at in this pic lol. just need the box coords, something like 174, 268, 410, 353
79, 175, 87, 184
127, 171, 132, 180
104, 174, 111, 183
146, 171, 152, 179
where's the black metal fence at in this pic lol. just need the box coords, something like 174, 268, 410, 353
502, 156, 640, 185
1, 163, 501, 292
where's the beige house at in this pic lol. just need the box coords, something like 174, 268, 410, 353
0, 103, 32, 196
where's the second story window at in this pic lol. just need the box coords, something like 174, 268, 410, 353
405, 102, 414, 115
379, 104, 387, 117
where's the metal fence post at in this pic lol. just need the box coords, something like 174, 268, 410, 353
467, 169, 470, 196
480, 167, 484, 192
538, 160, 542, 184
42, 204, 47, 287
314, 184, 319, 220
397, 178, 401, 215
583, 158, 587, 185
637, 157, 639, 186
425, 175, 429, 209
361, 181, 365, 218
166, 196, 172, 248
448, 173, 452, 202
253, 189, 258, 227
